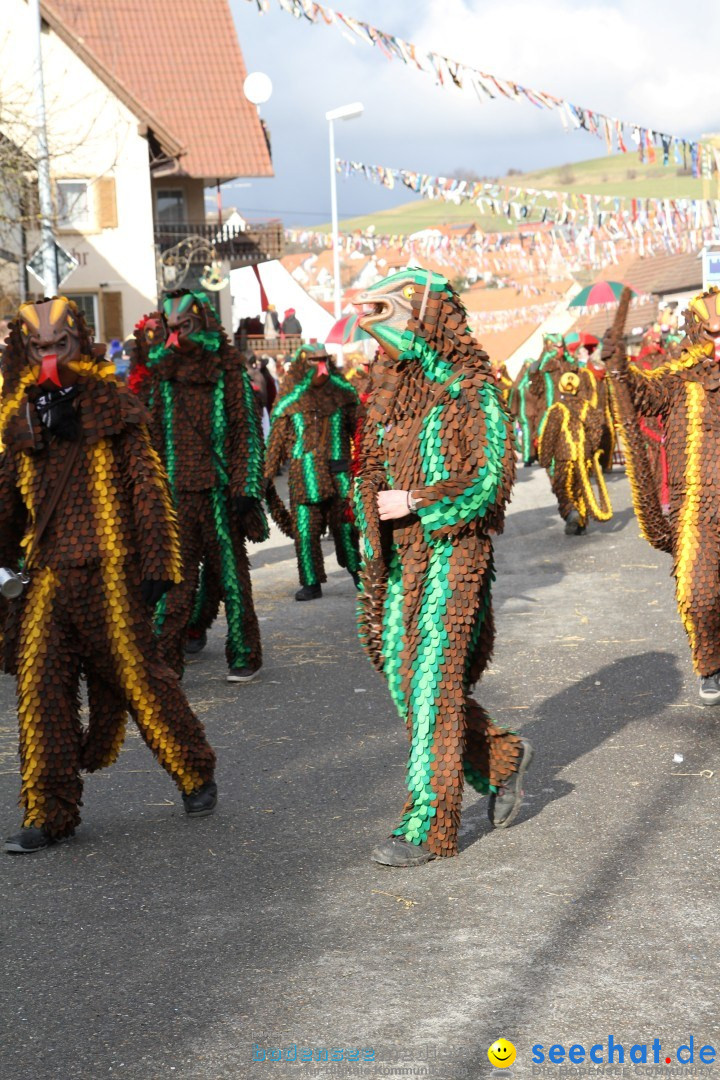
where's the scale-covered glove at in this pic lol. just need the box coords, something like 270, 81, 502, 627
141, 579, 173, 607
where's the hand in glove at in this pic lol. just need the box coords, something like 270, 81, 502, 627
141, 579, 173, 607
235, 495, 260, 517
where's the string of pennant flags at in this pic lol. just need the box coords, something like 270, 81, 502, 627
464, 296, 656, 335
245, 0, 717, 175
335, 158, 720, 233
284, 220, 718, 283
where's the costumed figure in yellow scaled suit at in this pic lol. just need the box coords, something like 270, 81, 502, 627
0, 298, 217, 853
538, 371, 613, 536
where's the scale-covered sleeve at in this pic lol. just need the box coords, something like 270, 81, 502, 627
0, 450, 27, 569
119, 423, 182, 584
226, 365, 265, 500
412, 377, 515, 542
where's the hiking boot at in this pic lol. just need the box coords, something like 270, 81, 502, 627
184, 630, 207, 656
699, 672, 720, 705
295, 584, 322, 601
564, 510, 585, 536
488, 739, 534, 829
182, 780, 218, 818
4, 826, 70, 854
370, 836, 435, 867
227, 665, 261, 683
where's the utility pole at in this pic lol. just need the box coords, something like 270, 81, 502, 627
29, 0, 58, 295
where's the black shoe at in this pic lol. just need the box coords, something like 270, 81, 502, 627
564, 510, 585, 536
227, 665, 261, 683
488, 739, 534, 829
184, 630, 207, 656
699, 672, 720, 705
523, 460, 534, 468
4, 826, 70, 854
370, 836, 435, 867
182, 780, 218, 818
295, 584, 322, 601
351, 571, 361, 590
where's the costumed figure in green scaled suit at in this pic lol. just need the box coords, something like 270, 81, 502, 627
147, 290, 267, 683
265, 344, 362, 601
507, 357, 542, 466
353, 268, 533, 867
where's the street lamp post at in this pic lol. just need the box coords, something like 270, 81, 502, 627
29, 0, 57, 295
326, 102, 363, 322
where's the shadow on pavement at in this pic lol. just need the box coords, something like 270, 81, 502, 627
459, 651, 683, 853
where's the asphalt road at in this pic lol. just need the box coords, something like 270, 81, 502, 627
1, 468, 719, 1080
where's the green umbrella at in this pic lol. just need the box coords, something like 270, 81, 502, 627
569, 281, 636, 307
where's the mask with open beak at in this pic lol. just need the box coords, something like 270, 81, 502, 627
353, 268, 454, 361
163, 293, 205, 356
558, 371, 580, 397
142, 313, 166, 352
294, 343, 333, 386
354, 266, 455, 360
17, 297, 84, 389
684, 289, 720, 360
542, 333, 566, 361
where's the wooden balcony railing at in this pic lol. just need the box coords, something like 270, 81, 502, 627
154, 220, 284, 265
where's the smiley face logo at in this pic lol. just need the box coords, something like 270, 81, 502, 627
488, 1039, 516, 1068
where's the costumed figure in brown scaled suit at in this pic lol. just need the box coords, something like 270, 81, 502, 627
632, 329, 670, 512
128, 312, 164, 406
265, 344, 362, 601
148, 290, 267, 683
352, 268, 532, 867
604, 286, 720, 706
538, 370, 612, 536
129, 312, 222, 659
0, 298, 217, 854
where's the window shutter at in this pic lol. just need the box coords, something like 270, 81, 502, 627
101, 291, 123, 340
96, 176, 118, 229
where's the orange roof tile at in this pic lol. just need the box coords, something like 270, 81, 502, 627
43, 0, 273, 182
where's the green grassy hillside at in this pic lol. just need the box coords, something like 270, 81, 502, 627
322, 152, 714, 235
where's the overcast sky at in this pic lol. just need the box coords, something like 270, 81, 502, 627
226, 0, 720, 227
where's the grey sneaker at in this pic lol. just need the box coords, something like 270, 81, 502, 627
699, 672, 720, 705
4, 826, 70, 854
370, 836, 435, 867
182, 780, 218, 818
227, 665, 261, 683
564, 510, 585, 536
488, 739, 534, 828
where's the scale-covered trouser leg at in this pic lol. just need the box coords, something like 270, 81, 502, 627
188, 558, 223, 636
156, 490, 206, 676
292, 499, 326, 586
157, 489, 261, 673
328, 490, 361, 575
216, 489, 262, 672
550, 460, 586, 524
673, 523, 720, 676
17, 565, 216, 839
381, 535, 522, 858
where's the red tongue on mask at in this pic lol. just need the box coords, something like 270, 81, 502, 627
38, 353, 61, 387
316, 360, 328, 377
166, 331, 181, 350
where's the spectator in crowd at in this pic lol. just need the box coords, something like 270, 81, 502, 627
264, 304, 280, 341
281, 308, 302, 336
